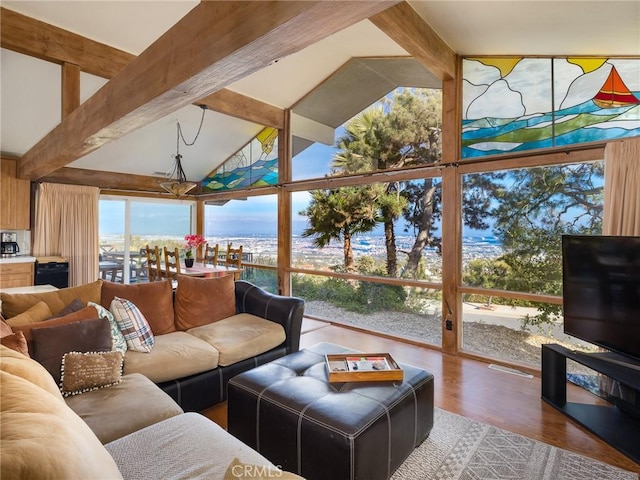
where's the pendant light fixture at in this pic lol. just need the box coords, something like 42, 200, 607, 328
160, 105, 207, 197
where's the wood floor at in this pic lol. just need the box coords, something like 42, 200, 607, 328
204, 318, 640, 475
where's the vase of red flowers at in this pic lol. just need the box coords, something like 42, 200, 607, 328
184, 234, 205, 268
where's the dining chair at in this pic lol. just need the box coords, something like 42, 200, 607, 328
145, 245, 163, 282
225, 244, 243, 280
203, 243, 219, 266
126, 247, 148, 283
163, 246, 181, 280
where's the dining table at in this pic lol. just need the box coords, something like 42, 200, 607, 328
99, 261, 123, 281
163, 262, 243, 278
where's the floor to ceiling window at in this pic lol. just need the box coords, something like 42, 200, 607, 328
459, 160, 604, 367
287, 88, 445, 346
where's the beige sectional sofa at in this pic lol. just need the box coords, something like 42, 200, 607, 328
0, 275, 306, 479
1, 274, 305, 412
1, 346, 303, 479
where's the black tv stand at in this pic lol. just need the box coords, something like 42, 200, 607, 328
541, 344, 640, 464
585, 352, 640, 371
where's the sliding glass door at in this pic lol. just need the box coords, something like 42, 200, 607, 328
99, 196, 195, 283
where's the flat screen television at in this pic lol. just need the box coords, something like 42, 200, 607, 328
562, 235, 640, 362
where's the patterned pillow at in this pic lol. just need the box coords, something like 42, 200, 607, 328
109, 297, 154, 353
60, 351, 124, 397
88, 302, 127, 355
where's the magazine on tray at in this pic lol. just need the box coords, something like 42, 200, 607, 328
345, 356, 391, 372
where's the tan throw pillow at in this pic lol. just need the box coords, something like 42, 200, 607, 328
60, 351, 124, 397
0, 280, 103, 318
4, 301, 53, 327
224, 458, 304, 480
101, 280, 176, 334
12, 305, 102, 345
31, 317, 112, 384
174, 274, 236, 330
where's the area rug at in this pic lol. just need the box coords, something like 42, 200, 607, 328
391, 407, 637, 480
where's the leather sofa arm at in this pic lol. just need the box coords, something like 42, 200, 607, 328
234, 281, 305, 354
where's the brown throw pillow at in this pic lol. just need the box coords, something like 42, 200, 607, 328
0, 315, 29, 357
60, 351, 124, 397
101, 280, 175, 334
174, 274, 236, 330
2, 317, 31, 357
0, 316, 13, 336
30, 317, 112, 384
48, 298, 85, 319
0, 331, 29, 357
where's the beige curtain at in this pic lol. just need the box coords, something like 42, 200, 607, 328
33, 183, 99, 286
602, 137, 640, 236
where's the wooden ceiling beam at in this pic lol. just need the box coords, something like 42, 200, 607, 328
1, 7, 283, 130
198, 89, 285, 130
61, 63, 81, 119
370, 2, 456, 80
0, 7, 135, 78
38, 166, 198, 195
18, 1, 398, 181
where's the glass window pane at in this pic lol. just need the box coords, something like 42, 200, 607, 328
204, 195, 278, 267
99, 197, 194, 284
99, 199, 126, 283
292, 88, 442, 181
461, 161, 604, 294
461, 294, 595, 368
293, 273, 442, 346
129, 201, 192, 255
99, 199, 125, 252
292, 178, 443, 280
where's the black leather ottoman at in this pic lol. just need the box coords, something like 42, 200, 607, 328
228, 342, 434, 480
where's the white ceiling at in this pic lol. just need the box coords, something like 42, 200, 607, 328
1, 1, 638, 183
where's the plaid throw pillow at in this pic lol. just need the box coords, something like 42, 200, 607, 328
109, 297, 155, 353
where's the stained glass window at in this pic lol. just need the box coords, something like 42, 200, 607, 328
462, 57, 640, 159
202, 127, 278, 191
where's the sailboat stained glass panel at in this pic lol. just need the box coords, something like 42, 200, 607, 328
462, 57, 640, 159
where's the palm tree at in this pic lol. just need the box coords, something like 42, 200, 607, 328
299, 186, 381, 272
333, 89, 443, 278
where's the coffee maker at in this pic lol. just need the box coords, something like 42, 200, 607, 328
1, 232, 20, 256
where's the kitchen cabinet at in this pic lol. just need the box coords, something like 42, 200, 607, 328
1, 158, 30, 230
0, 261, 34, 288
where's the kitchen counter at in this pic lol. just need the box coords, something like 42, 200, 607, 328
0, 284, 58, 294
0, 255, 36, 264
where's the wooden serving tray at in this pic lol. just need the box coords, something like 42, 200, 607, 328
325, 353, 403, 383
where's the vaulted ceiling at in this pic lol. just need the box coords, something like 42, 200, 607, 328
1, 1, 638, 195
